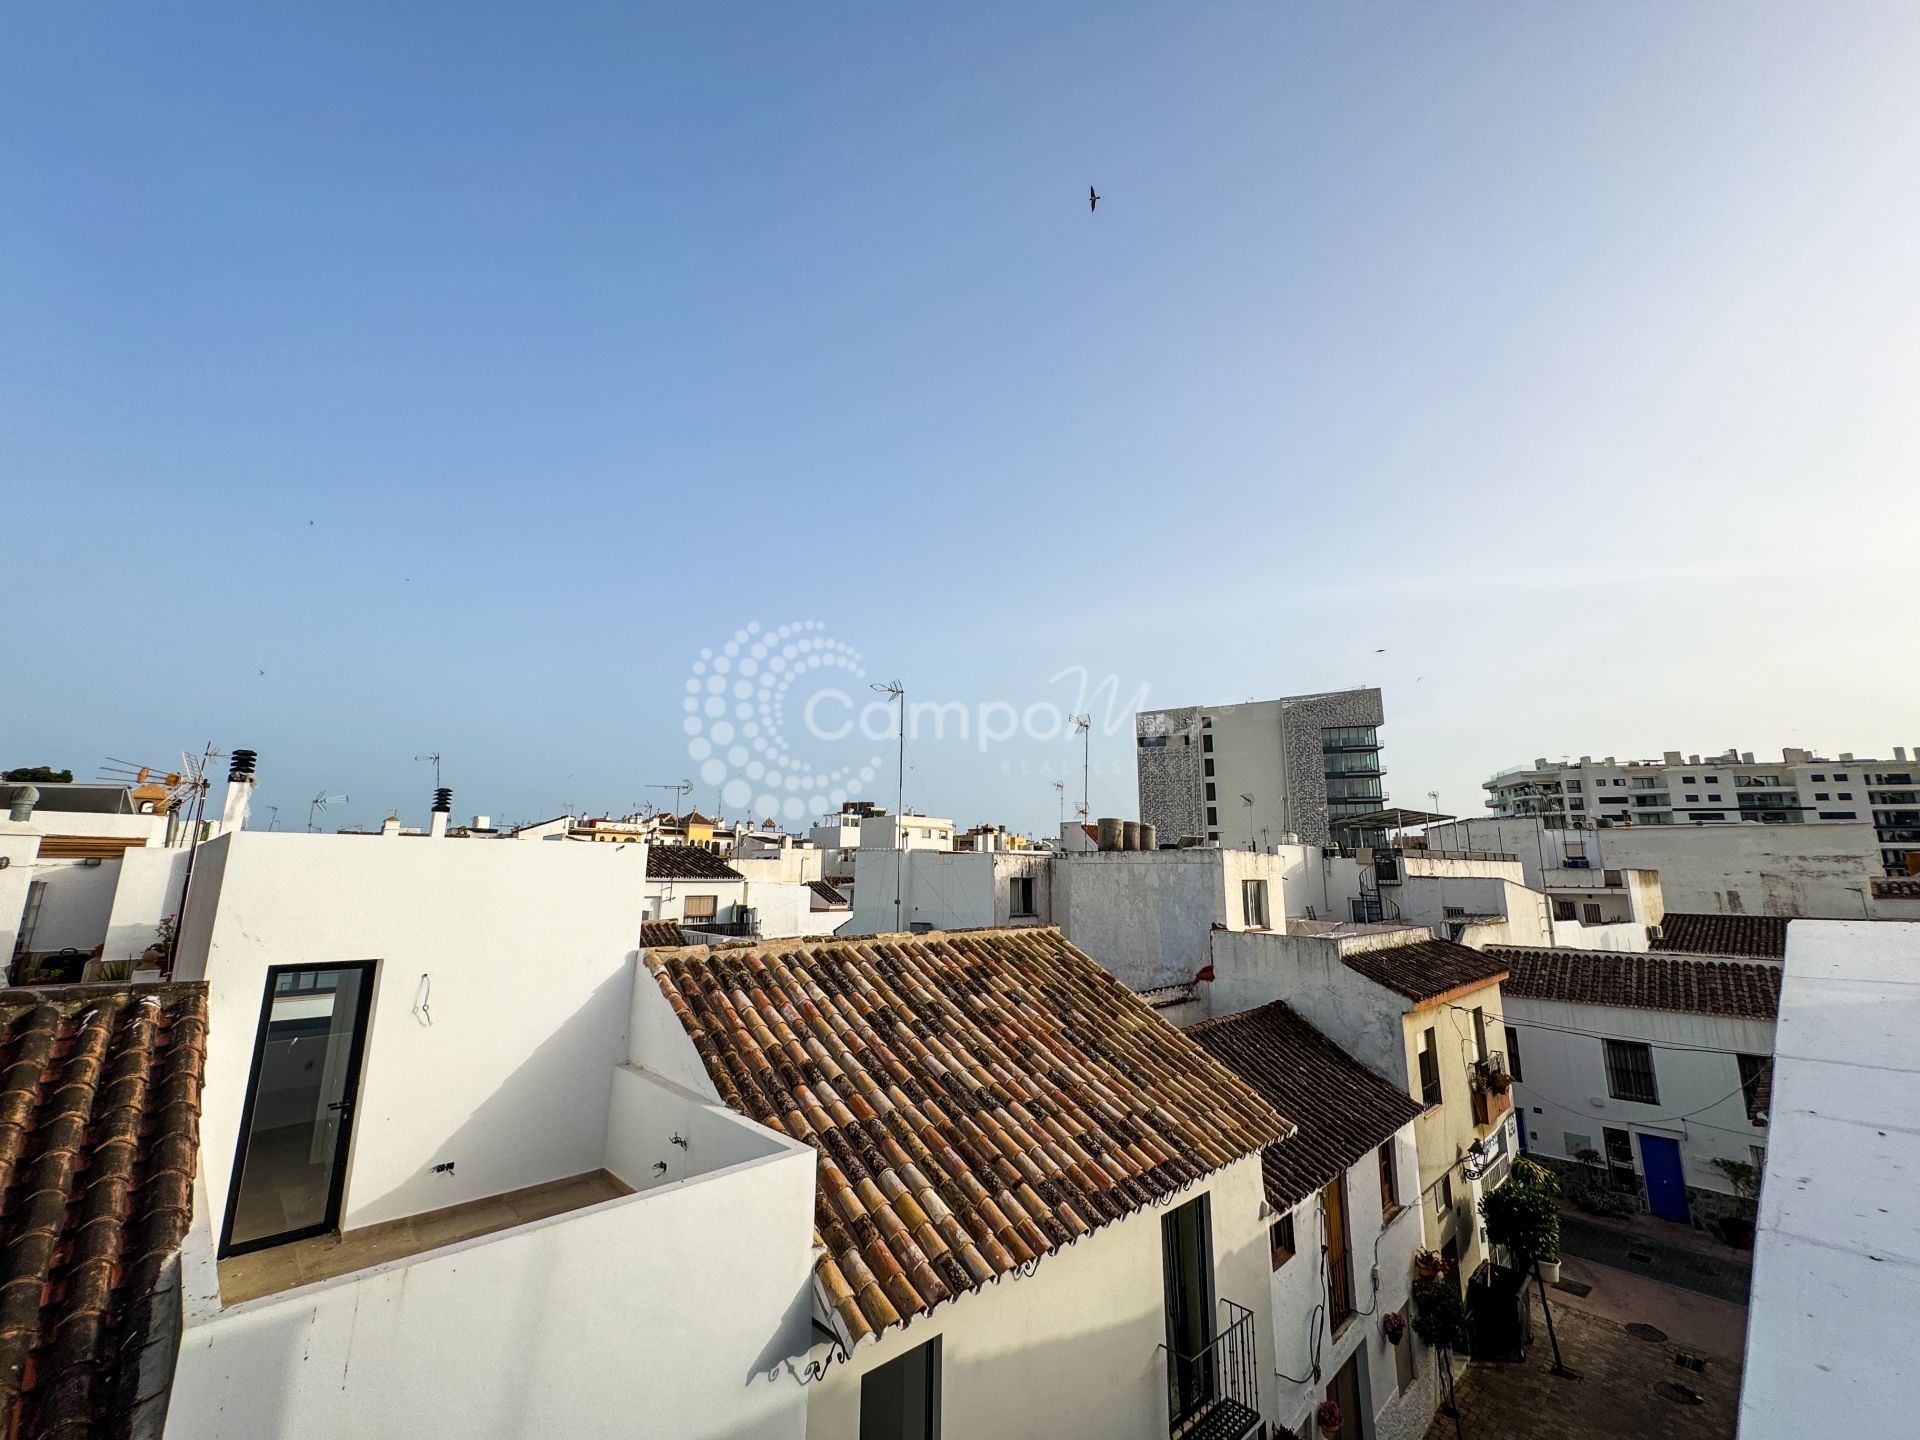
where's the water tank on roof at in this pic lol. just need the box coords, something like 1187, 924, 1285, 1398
1096, 817, 1124, 851
1122, 821, 1142, 851
1138, 822, 1158, 851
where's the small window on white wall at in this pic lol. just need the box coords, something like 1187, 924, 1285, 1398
1241, 879, 1270, 929
1008, 877, 1036, 917
684, 894, 718, 920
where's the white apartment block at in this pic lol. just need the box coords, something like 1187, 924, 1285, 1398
1137, 688, 1386, 849
1485, 745, 1920, 875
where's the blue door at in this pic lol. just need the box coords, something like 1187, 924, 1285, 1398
1638, 1134, 1689, 1223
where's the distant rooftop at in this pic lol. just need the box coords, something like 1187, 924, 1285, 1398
1491, 947, 1780, 1020
1657, 912, 1791, 960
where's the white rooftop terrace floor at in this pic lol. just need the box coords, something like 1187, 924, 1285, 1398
1739, 919, 1920, 1439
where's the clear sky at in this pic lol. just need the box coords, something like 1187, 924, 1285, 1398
5, 3, 1917, 835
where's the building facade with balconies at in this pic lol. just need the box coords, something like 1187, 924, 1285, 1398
1482, 745, 1920, 875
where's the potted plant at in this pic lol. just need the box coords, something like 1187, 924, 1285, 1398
1316, 1399, 1343, 1439
1382, 1309, 1406, 1346
145, 915, 176, 968
1486, 1067, 1513, 1095
1410, 1273, 1468, 1351
1414, 1248, 1445, 1279
1711, 1158, 1760, 1248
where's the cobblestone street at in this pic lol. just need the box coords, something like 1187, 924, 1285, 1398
1420, 1298, 1740, 1440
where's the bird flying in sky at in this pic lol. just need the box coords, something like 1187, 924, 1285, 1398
1089, 186, 1100, 212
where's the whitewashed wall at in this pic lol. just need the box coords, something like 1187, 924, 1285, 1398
803, 1153, 1276, 1440
1267, 1125, 1434, 1440
1507, 996, 1775, 1193
169, 1132, 816, 1440
174, 831, 651, 1234
0, 832, 42, 960
102, 844, 190, 960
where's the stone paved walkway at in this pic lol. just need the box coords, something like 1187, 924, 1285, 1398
1557, 1215, 1752, 1306
1420, 1298, 1740, 1440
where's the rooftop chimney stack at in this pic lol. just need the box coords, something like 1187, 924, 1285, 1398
431, 786, 452, 839
7, 784, 39, 823
1896, 747, 1909, 763
222, 749, 257, 831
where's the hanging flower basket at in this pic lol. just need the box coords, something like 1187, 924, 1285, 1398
1414, 1249, 1444, 1278
1383, 1309, 1407, 1346
1316, 1399, 1344, 1439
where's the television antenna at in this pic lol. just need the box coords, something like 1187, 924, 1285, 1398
1052, 780, 1066, 830
1241, 793, 1256, 851
309, 791, 349, 832
415, 752, 444, 788
1070, 715, 1092, 824
648, 780, 693, 818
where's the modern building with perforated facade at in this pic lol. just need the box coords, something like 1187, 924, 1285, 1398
1136, 688, 1386, 850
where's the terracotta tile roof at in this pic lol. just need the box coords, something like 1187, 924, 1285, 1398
647, 927, 1290, 1345
0, 984, 208, 1440
1488, 948, 1781, 1019
1656, 913, 1790, 959
640, 920, 687, 947
1189, 1002, 1427, 1210
1340, 938, 1509, 1005
645, 846, 744, 881
1871, 879, 1920, 900
807, 880, 848, 906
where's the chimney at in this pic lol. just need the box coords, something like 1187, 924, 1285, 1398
380, 813, 402, 838
430, 786, 452, 839
222, 749, 258, 830
1896, 747, 1909, 763
7, 784, 39, 823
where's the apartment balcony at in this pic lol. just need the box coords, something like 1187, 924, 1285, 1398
1471, 1053, 1514, 1130
1167, 1299, 1261, 1440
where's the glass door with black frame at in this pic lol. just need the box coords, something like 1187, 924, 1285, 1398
1161, 1194, 1216, 1427
223, 963, 374, 1255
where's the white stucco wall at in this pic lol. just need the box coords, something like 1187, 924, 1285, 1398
1507, 996, 1774, 1194
1427, 817, 1888, 919
804, 1153, 1275, 1440
1267, 1125, 1436, 1440
102, 843, 190, 961
174, 831, 652, 1235
170, 1125, 816, 1440
0, 832, 42, 960
1053, 849, 1299, 991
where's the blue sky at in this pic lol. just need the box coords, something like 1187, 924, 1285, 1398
5, 4, 1917, 834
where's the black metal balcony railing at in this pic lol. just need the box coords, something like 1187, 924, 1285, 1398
680, 918, 759, 939
1166, 1299, 1260, 1440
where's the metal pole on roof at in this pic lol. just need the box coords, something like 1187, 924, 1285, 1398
872, 681, 905, 930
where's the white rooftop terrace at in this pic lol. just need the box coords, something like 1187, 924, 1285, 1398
1739, 919, 1920, 1438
